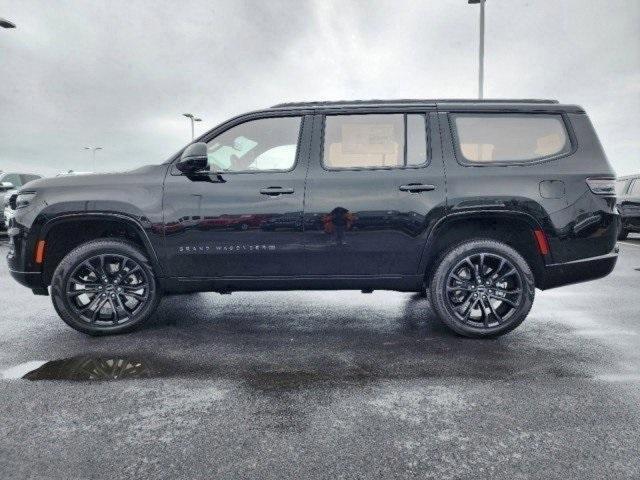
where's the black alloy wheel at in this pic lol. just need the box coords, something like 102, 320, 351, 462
445, 252, 523, 328
429, 239, 535, 338
66, 254, 150, 325
51, 239, 161, 335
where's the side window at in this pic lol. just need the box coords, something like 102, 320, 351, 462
630, 179, 640, 196
206, 116, 301, 173
21, 174, 41, 184
616, 180, 630, 196
406, 114, 428, 166
451, 113, 570, 163
322, 114, 428, 169
2, 173, 21, 187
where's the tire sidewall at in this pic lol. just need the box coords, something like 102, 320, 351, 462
51, 240, 160, 335
430, 239, 535, 338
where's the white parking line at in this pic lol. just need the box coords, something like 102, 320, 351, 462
619, 241, 640, 248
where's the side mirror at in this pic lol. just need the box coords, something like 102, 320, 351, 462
0, 182, 15, 191
177, 142, 209, 173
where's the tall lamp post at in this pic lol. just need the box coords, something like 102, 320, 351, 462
468, 0, 486, 99
183, 113, 202, 140
0, 18, 16, 28
84, 146, 103, 172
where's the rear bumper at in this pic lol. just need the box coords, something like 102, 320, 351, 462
540, 249, 618, 290
9, 268, 44, 289
8, 269, 48, 295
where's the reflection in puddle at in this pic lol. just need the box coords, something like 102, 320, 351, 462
20, 356, 151, 381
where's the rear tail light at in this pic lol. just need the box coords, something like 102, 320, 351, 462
586, 177, 616, 196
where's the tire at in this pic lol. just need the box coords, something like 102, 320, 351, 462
51, 239, 161, 335
429, 239, 535, 338
618, 229, 629, 241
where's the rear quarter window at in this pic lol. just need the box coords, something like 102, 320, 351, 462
451, 113, 571, 164
615, 179, 630, 195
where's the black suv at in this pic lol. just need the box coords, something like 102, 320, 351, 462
6, 99, 619, 338
615, 174, 640, 240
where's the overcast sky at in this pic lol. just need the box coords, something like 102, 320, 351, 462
1, 0, 639, 176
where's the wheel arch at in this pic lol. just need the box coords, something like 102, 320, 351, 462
419, 211, 547, 288
39, 213, 163, 286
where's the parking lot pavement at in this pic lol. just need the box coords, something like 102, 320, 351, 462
1, 234, 639, 480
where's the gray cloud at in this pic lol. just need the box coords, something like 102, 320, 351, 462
1, 0, 638, 175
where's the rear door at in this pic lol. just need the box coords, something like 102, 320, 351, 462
303, 111, 446, 276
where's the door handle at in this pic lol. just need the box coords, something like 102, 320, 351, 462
399, 184, 437, 193
260, 186, 295, 196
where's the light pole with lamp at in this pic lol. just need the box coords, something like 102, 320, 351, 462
183, 113, 202, 140
468, 0, 486, 99
84, 146, 103, 172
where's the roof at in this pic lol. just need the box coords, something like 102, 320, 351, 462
268, 98, 583, 114
271, 98, 559, 108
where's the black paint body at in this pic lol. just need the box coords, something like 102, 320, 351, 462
6, 100, 619, 295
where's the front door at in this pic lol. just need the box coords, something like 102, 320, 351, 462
303, 111, 446, 276
162, 114, 312, 278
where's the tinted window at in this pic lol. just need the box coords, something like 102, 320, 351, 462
406, 114, 428, 166
452, 114, 570, 163
323, 114, 427, 169
206, 116, 301, 172
1, 173, 21, 187
21, 174, 41, 184
616, 180, 630, 195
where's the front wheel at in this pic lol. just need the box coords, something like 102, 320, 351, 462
618, 228, 629, 241
429, 239, 535, 338
51, 239, 161, 335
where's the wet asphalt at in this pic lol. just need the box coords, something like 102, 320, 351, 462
1, 235, 639, 480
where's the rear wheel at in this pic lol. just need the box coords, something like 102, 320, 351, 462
429, 239, 535, 338
51, 239, 161, 335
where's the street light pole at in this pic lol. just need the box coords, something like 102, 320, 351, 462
183, 113, 202, 140
468, 0, 486, 99
84, 146, 103, 172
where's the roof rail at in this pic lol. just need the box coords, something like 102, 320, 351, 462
271, 98, 560, 108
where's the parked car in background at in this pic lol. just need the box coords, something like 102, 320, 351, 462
6, 99, 619, 338
1, 172, 42, 230
616, 174, 640, 239
56, 171, 93, 177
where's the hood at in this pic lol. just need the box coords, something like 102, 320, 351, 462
22, 165, 163, 191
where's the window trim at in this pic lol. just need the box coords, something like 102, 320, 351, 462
171, 113, 305, 176
320, 113, 431, 172
448, 112, 577, 167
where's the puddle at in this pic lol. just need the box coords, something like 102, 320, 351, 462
3, 357, 152, 381
1, 351, 595, 386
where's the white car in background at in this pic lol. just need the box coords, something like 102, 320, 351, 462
1, 172, 42, 231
